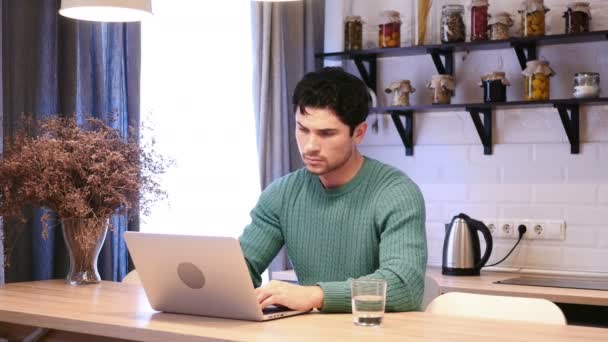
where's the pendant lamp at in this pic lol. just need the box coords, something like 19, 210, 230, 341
59, 0, 152, 22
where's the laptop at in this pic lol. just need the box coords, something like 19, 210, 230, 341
124, 231, 307, 321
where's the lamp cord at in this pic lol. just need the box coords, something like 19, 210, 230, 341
486, 225, 527, 267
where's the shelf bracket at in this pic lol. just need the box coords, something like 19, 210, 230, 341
554, 104, 580, 154
353, 55, 377, 92
466, 106, 493, 155
427, 48, 454, 75
390, 110, 415, 156
511, 42, 537, 70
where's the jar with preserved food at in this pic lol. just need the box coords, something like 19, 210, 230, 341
564, 2, 591, 34
522, 60, 555, 101
471, 0, 489, 41
385, 80, 416, 106
479, 71, 510, 103
573, 72, 600, 98
379, 11, 401, 48
344, 16, 363, 51
489, 12, 513, 40
427, 74, 456, 104
441, 4, 465, 43
519, 0, 550, 37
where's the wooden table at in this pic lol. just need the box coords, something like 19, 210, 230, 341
0, 280, 606, 341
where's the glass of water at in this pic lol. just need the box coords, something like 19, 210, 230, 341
350, 278, 387, 326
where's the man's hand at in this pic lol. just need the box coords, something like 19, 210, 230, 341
255, 280, 324, 311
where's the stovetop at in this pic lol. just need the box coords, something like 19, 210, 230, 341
495, 276, 608, 291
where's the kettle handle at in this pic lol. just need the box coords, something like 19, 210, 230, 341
470, 218, 493, 269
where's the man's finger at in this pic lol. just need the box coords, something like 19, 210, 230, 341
260, 295, 279, 309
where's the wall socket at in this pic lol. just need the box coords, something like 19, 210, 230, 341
483, 219, 566, 241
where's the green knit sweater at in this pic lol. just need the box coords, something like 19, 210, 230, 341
239, 157, 427, 313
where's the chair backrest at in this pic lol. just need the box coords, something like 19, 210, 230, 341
420, 275, 440, 311
425, 292, 566, 325
122, 270, 141, 284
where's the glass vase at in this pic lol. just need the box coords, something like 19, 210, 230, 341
61, 218, 109, 285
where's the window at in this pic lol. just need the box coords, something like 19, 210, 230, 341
140, 1, 260, 238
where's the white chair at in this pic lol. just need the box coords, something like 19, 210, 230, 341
122, 270, 141, 284
425, 292, 566, 325
420, 275, 440, 311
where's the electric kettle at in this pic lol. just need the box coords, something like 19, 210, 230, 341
442, 213, 493, 276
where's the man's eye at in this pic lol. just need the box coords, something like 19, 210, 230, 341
320, 131, 335, 137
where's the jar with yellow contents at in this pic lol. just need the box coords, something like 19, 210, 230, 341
427, 75, 456, 105
519, 0, 550, 37
379, 10, 401, 48
522, 60, 555, 101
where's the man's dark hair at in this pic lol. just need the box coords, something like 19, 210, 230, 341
292, 67, 370, 135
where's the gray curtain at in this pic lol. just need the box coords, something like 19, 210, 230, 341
1, 0, 140, 283
251, 0, 325, 275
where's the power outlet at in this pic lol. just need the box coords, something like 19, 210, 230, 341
484, 219, 515, 239
520, 220, 566, 240
483, 219, 566, 240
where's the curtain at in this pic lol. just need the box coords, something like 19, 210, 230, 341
1, 0, 140, 282
251, 0, 325, 275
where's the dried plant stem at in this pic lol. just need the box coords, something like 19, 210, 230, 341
62, 218, 108, 284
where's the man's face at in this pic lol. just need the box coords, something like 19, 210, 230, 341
295, 106, 365, 176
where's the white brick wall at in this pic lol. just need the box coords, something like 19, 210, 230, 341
330, 0, 608, 273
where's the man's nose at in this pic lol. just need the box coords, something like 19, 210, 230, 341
304, 135, 320, 153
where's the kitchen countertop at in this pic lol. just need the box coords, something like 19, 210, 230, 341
272, 267, 608, 306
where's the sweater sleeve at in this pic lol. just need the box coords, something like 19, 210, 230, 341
238, 180, 285, 288
317, 180, 427, 313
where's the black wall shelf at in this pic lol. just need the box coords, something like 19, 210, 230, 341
316, 31, 608, 156
380, 98, 607, 156
317, 30, 608, 60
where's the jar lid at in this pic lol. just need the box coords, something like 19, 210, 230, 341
471, 0, 489, 7
385, 80, 416, 94
442, 4, 465, 11
566, 2, 591, 17
574, 72, 599, 78
489, 12, 514, 26
519, 0, 550, 13
479, 71, 511, 86
427, 74, 456, 90
345, 15, 362, 22
522, 60, 555, 77
381, 10, 401, 22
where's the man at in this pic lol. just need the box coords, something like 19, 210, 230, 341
239, 67, 427, 313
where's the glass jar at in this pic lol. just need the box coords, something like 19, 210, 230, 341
441, 4, 465, 43
428, 74, 455, 104
519, 0, 550, 37
489, 12, 513, 40
471, 0, 489, 41
573, 72, 600, 98
344, 16, 363, 51
522, 60, 555, 101
564, 2, 591, 34
385, 80, 416, 106
480, 71, 510, 103
379, 11, 401, 48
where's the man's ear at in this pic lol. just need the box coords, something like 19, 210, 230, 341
353, 122, 368, 144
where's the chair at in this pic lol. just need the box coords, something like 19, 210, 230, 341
122, 270, 141, 284
420, 275, 440, 311
425, 292, 566, 325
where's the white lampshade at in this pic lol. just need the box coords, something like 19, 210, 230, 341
59, 0, 152, 22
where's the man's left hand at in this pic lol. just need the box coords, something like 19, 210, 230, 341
255, 280, 324, 311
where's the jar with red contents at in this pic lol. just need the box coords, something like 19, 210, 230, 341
471, 0, 490, 41
378, 10, 401, 48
